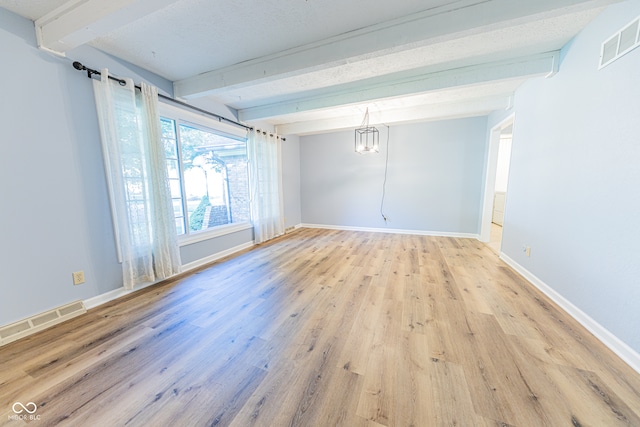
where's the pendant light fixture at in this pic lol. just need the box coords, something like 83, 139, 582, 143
354, 107, 379, 153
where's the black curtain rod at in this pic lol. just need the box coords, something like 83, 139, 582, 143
72, 61, 253, 132
255, 129, 285, 140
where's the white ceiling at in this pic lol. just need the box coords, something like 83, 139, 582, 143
0, 0, 620, 135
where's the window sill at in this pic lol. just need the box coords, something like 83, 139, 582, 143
178, 222, 253, 247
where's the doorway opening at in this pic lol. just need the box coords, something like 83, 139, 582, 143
479, 114, 515, 255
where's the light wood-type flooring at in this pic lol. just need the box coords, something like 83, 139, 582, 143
486, 223, 503, 255
1, 228, 639, 426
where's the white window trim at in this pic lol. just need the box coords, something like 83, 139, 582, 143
159, 101, 247, 140
160, 100, 251, 244
178, 221, 253, 247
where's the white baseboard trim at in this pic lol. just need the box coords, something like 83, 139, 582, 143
284, 223, 302, 233
83, 281, 160, 310
85, 241, 255, 311
300, 223, 479, 239
500, 252, 640, 374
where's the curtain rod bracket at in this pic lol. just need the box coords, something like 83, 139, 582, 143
73, 62, 283, 139
71, 61, 251, 127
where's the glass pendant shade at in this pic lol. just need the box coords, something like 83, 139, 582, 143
354, 108, 379, 153
355, 126, 380, 153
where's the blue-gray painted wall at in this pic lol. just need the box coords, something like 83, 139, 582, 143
300, 118, 488, 234
495, 0, 640, 352
0, 8, 252, 326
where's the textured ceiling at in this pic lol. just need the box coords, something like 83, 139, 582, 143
0, 0, 619, 134
89, 0, 446, 81
0, 0, 69, 20
213, 9, 600, 110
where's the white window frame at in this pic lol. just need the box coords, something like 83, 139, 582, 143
159, 102, 252, 246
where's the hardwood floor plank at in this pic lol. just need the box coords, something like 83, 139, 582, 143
259, 340, 340, 426
546, 365, 640, 426
336, 284, 385, 375
428, 358, 481, 426
1, 229, 639, 426
228, 358, 301, 426
356, 299, 404, 425
401, 273, 432, 335
304, 368, 364, 427
448, 264, 494, 316
33, 322, 208, 426
285, 267, 369, 363
2, 324, 155, 415
391, 331, 434, 426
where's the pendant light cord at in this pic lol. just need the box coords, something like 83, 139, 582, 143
380, 125, 390, 222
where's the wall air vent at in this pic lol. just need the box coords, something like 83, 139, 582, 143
599, 16, 640, 68
0, 301, 86, 347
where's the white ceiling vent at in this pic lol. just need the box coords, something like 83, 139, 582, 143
599, 16, 640, 68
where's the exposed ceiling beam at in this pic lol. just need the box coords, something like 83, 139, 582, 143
275, 95, 512, 136
239, 52, 559, 122
174, 0, 614, 99
35, 0, 179, 56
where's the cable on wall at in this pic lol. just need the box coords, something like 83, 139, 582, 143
380, 124, 390, 223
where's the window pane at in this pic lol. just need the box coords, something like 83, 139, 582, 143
160, 117, 185, 235
179, 124, 249, 233
166, 159, 179, 179
175, 218, 185, 236
163, 138, 178, 159
122, 156, 143, 178
125, 178, 145, 200
127, 201, 148, 227
172, 199, 184, 217
169, 179, 182, 199
161, 118, 176, 139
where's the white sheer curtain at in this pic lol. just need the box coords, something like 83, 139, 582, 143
93, 70, 181, 289
247, 130, 285, 244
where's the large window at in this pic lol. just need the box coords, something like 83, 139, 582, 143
160, 104, 250, 238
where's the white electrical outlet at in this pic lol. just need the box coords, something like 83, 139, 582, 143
72, 271, 85, 285
525, 246, 531, 257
